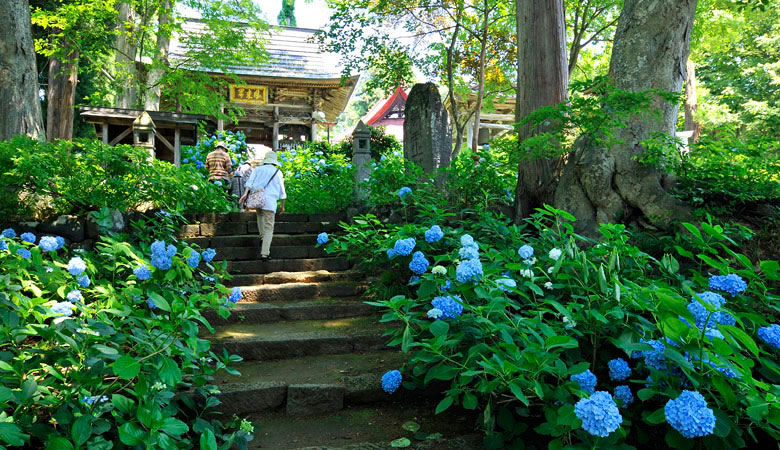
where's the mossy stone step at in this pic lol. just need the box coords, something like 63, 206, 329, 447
226, 269, 362, 287
208, 245, 327, 261
180, 221, 341, 238
243, 400, 481, 449
185, 212, 345, 224
208, 317, 392, 361
227, 257, 350, 274
213, 352, 407, 416
237, 281, 366, 303
186, 234, 320, 248
203, 298, 374, 325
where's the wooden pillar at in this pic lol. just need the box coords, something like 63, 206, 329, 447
272, 106, 279, 151
310, 120, 317, 142
174, 126, 181, 167
217, 104, 224, 131
466, 117, 474, 149
102, 122, 109, 145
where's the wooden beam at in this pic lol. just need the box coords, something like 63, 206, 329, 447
109, 127, 133, 146
155, 131, 175, 152
174, 127, 181, 167
480, 113, 515, 121
478, 123, 514, 130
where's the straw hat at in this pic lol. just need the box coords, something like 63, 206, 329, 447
215, 141, 228, 150
262, 151, 279, 166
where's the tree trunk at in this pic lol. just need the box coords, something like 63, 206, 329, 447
447, 9, 465, 160
144, 0, 173, 111
0, 0, 45, 141
46, 36, 79, 142
684, 58, 701, 143
513, 0, 569, 222
471, 0, 489, 153
115, 2, 138, 109
553, 0, 696, 236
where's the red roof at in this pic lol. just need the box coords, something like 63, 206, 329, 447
363, 86, 408, 126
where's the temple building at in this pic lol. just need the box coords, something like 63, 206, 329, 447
80, 24, 358, 164
360, 86, 408, 141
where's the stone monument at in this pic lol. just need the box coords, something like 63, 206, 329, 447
351, 121, 372, 203
403, 83, 452, 173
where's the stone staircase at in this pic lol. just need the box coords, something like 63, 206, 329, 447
182, 212, 479, 448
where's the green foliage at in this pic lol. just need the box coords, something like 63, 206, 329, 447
442, 144, 516, 210
0, 136, 231, 220
0, 214, 253, 448
338, 125, 403, 160
322, 204, 780, 448
277, 146, 355, 214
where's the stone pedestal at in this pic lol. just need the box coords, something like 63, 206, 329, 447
403, 83, 452, 173
351, 121, 372, 204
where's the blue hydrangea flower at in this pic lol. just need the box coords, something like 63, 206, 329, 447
460, 234, 475, 247
496, 278, 516, 292
758, 324, 780, 350
687, 291, 728, 329
456, 259, 483, 283
39, 236, 59, 252
17, 248, 31, 259
393, 238, 416, 256
708, 274, 747, 297
228, 287, 242, 304
570, 369, 597, 394
458, 245, 480, 260
424, 225, 444, 243
665, 391, 716, 438
427, 308, 443, 319
67, 290, 83, 302
147, 298, 157, 309
82, 395, 109, 405
52, 301, 75, 317
67, 257, 87, 276
398, 187, 412, 198
614, 386, 634, 407
574, 391, 622, 437
317, 232, 329, 245
381, 370, 402, 394
151, 240, 176, 270
134, 264, 152, 281
387, 248, 397, 259
641, 339, 668, 371
1, 228, 16, 238
20, 232, 36, 243
608, 358, 632, 381
518, 244, 534, 259
0, 240, 7, 251
431, 295, 463, 319
187, 250, 200, 268
409, 251, 430, 275
440, 280, 452, 292
409, 275, 420, 284
55, 236, 65, 249
77, 275, 90, 288
202, 248, 216, 263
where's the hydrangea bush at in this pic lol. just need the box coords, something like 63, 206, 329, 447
320, 204, 780, 448
0, 217, 253, 448
180, 130, 250, 178
277, 145, 355, 213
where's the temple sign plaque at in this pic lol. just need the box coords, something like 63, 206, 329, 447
230, 85, 267, 104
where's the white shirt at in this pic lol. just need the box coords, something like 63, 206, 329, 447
246, 164, 286, 213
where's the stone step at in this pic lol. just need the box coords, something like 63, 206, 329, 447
227, 257, 350, 274
243, 401, 481, 449
205, 298, 374, 325
209, 245, 327, 261
237, 281, 366, 303
185, 212, 345, 224
208, 316, 392, 361
186, 233, 320, 248
227, 269, 363, 287
213, 351, 407, 416
180, 220, 341, 238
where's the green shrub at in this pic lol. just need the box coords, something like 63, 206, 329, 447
337, 125, 402, 160
277, 146, 355, 214
320, 205, 780, 448
0, 212, 253, 449
180, 130, 251, 177
0, 136, 232, 220
442, 144, 516, 210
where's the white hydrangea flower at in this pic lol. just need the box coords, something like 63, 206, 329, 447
547, 267, 555, 274
544, 281, 553, 290
549, 248, 562, 261
520, 269, 533, 278
427, 308, 443, 319
523, 257, 537, 265
432, 265, 446, 275
191, 184, 199, 191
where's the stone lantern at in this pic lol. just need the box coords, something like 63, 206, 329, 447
133, 112, 156, 159
352, 121, 372, 203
